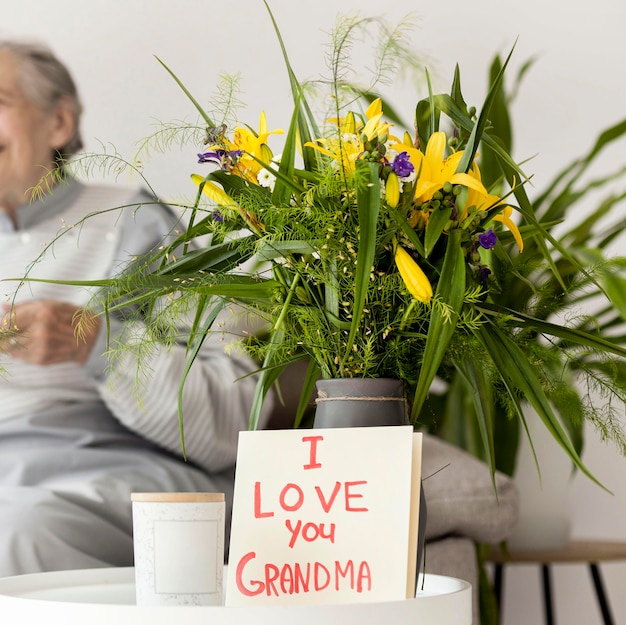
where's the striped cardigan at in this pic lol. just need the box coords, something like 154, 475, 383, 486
0, 179, 270, 472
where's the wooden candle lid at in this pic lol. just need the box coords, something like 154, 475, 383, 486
131, 492, 225, 503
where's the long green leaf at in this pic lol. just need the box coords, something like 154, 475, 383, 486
248, 264, 303, 429
391, 208, 426, 256
480, 54, 512, 191
411, 228, 465, 422
294, 359, 321, 428
271, 97, 300, 206
340, 161, 380, 371
324, 256, 340, 327
156, 239, 254, 275
535, 118, 626, 220
456, 43, 516, 174
257, 240, 317, 261
453, 355, 498, 490
476, 302, 626, 359
450, 64, 468, 113
432, 93, 528, 183
476, 322, 608, 490
155, 57, 214, 128
425, 206, 452, 258
263, 0, 323, 173
177, 297, 226, 456
248, 328, 286, 431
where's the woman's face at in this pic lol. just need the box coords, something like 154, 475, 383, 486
0, 50, 73, 215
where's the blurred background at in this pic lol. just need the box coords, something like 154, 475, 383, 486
3, 1, 625, 622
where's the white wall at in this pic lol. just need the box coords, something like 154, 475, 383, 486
3, 1, 626, 622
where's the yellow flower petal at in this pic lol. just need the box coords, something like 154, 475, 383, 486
342, 111, 357, 135
424, 132, 446, 164
449, 172, 488, 195
303, 139, 334, 158
365, 98, 383, 119
385, 172, 400, 208
362, 112, 384, 140
258, 110, 268, 136
395, 246, 432, 303
492, 206, 524, 252
191, 174, 236, 206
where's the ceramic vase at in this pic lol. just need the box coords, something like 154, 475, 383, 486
314, 378, 409, 428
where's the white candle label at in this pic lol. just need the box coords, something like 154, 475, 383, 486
132, 493, 225, 606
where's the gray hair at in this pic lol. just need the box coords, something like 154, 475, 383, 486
0, 39, 83, 161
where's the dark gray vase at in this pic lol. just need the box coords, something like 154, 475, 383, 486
313, 378, 427, 592
314, 378, 409, 428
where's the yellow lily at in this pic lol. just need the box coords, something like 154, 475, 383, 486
304, 134, 361, 173
361, 98, 392, 141
392, 131, 488, 205
306, 98, 395, 173
395, 245, 432, 303
460, 175, 504, 222
492, 206, 523, 252
206, 111, 283, 185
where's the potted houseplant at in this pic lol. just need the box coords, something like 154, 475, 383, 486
418, 53, 626, 621
435, 54, 626, 479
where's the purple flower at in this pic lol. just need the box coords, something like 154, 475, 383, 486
197, 149, 243, 170
478, 266, 491, 281
391, 152, 414, 178
198, 150, 223, 164
211, 210, 224, 222
478, 229, 497, 250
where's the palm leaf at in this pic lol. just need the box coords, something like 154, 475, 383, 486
476, 302, 626, 359
476, 321, 607, 490
452, 354, 498, 490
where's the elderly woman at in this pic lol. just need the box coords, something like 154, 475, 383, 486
0, 40, 270, 576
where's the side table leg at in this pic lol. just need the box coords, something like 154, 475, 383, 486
541, 565, 555, 625
589, 564, 615, 625
494, 564, 504, 625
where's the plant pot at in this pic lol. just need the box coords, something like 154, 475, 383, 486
313, 378, 409, 428
312, 377, 427, 584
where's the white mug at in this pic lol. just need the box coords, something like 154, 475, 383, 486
131, 492, 225, 606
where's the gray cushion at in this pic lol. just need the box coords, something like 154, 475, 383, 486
422, 434, 519, 543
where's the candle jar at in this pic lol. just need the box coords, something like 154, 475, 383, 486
131, 492, 225, 606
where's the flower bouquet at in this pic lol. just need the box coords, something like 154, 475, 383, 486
57, 4, 626, 485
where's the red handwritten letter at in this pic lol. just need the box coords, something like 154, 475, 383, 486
254, 481, 274, 518
235, 552, 264, 596
279, 483, 304, 512
315, 481, 341, 513
345, 480, 368, 512
302, 435, 324, 469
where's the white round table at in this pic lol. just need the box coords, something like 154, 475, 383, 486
0, 567, 472, 624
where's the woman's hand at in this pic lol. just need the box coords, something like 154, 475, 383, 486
1, 300, 101, 365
